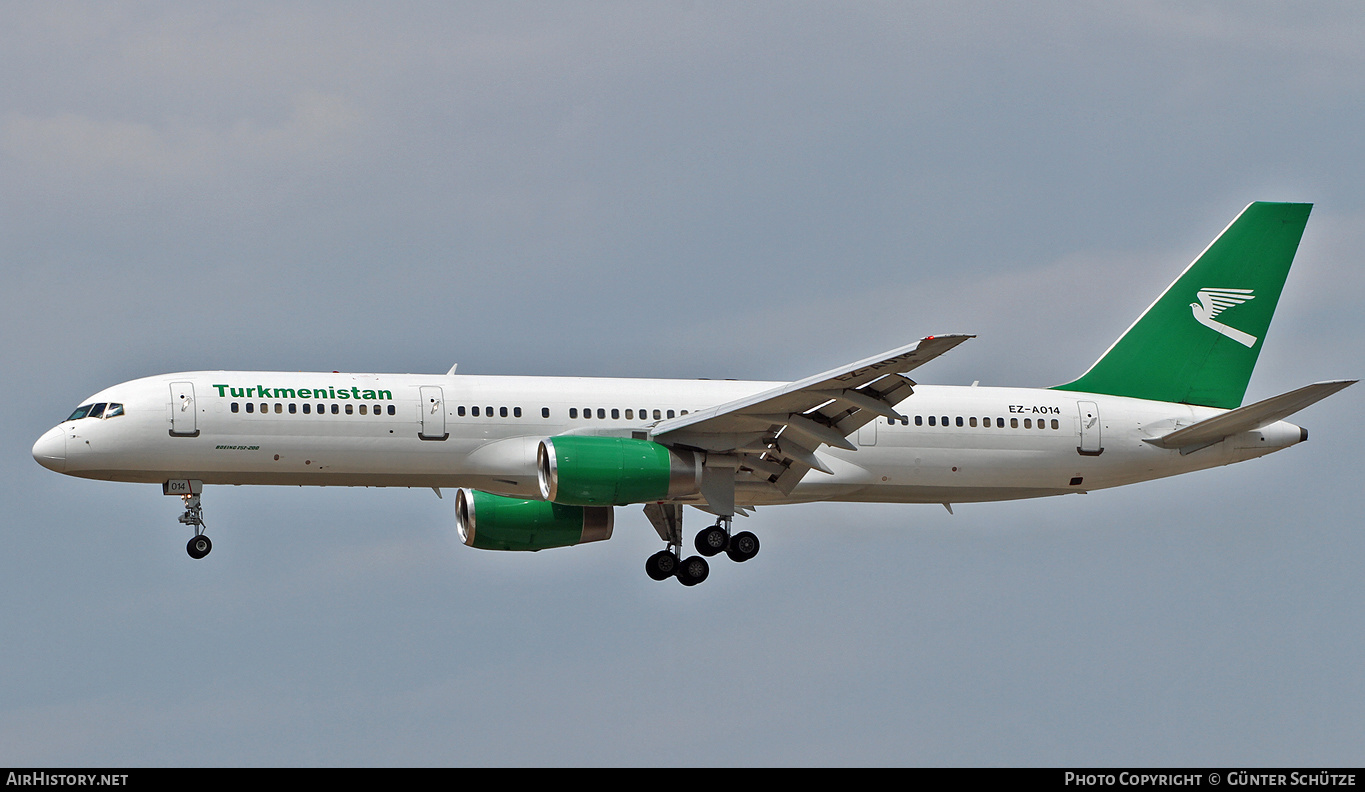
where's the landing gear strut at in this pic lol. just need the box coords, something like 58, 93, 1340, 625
178, 493, 212, 559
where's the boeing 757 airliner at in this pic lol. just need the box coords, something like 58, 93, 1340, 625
33, 202, 1354, 585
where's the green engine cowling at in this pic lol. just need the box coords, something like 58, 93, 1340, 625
455, 489, 613, 551
538, 436, 701, 506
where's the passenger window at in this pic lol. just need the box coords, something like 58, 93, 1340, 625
681, 410, 689, 416
611, 408, 620, 419
1051, 419, 1059, 429
996, 418, 1004, 428
231, 403, 240, 413
969, 417, 977, 427
486, 407, 493, 417
500, 407, 508, 418
667, 410, 675, 419
653, 409, 661, 420
317, 404, 325, 415
928, 416, 936, 426
246, 403, 255, 414
289, 403, 297, 414
956, 416, 964, 427
260, 403, 267, 414
275, 403, 283, 414
569, 408, 578, 419
1024, 418, 1032, 428
331, 404, 339, 415
302, 403, 310, 414
388, 405, 396, 416
597, 408, 606, 419
625, 409, 634, 419
346, 404, 353, 415
360, 404, 368, 415
472, 406, 480, 417
514, 407, 521, 418
915, 415, 923, 426
458, 406, 466, 416
541, 407, 550, 418
1010, 418, 1018, 428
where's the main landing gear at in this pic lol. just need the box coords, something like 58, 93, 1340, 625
178, 493, 212, 559
643, 515, 760, 587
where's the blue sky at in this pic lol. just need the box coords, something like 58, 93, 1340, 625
2, 2, 1363, 766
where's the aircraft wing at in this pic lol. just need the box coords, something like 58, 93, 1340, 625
650, 334, 973, 500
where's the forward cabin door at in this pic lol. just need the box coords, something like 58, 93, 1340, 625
170, 382, 198, 437
419, 385, 448, 440
1077, 400, 1102, 456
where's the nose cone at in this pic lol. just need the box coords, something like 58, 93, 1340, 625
32, 427, 66, 473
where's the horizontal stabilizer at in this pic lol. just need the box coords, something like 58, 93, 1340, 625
1145, 379, 1355, 452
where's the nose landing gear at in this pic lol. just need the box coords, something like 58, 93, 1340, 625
179, 493, 211, 559
166, 481, 212, 559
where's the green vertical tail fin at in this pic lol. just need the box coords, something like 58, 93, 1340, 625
1052, 201, 1312, 409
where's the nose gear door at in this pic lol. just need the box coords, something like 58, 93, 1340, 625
170, 382, 199, 437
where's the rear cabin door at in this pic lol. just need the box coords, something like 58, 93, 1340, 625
1077, 400, 1102, 456
170, 382, 198, 437
419, 385, 448, 440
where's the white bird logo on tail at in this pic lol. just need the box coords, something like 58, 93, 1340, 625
1191, 287, 1257, 347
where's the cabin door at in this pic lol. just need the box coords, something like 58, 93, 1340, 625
419, 386, 448, 440
1077, 400, 1102, 456
170, 382, 198, 437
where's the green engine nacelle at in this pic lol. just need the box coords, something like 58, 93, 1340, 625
454, 489, 613, 551
537, 436, 702, 506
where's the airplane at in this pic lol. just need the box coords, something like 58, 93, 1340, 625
32, 201, 1354, 586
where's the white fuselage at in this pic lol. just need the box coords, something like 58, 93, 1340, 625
32, 370, 1307, 507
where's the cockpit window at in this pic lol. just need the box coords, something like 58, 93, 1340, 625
65, 402, 125, 421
